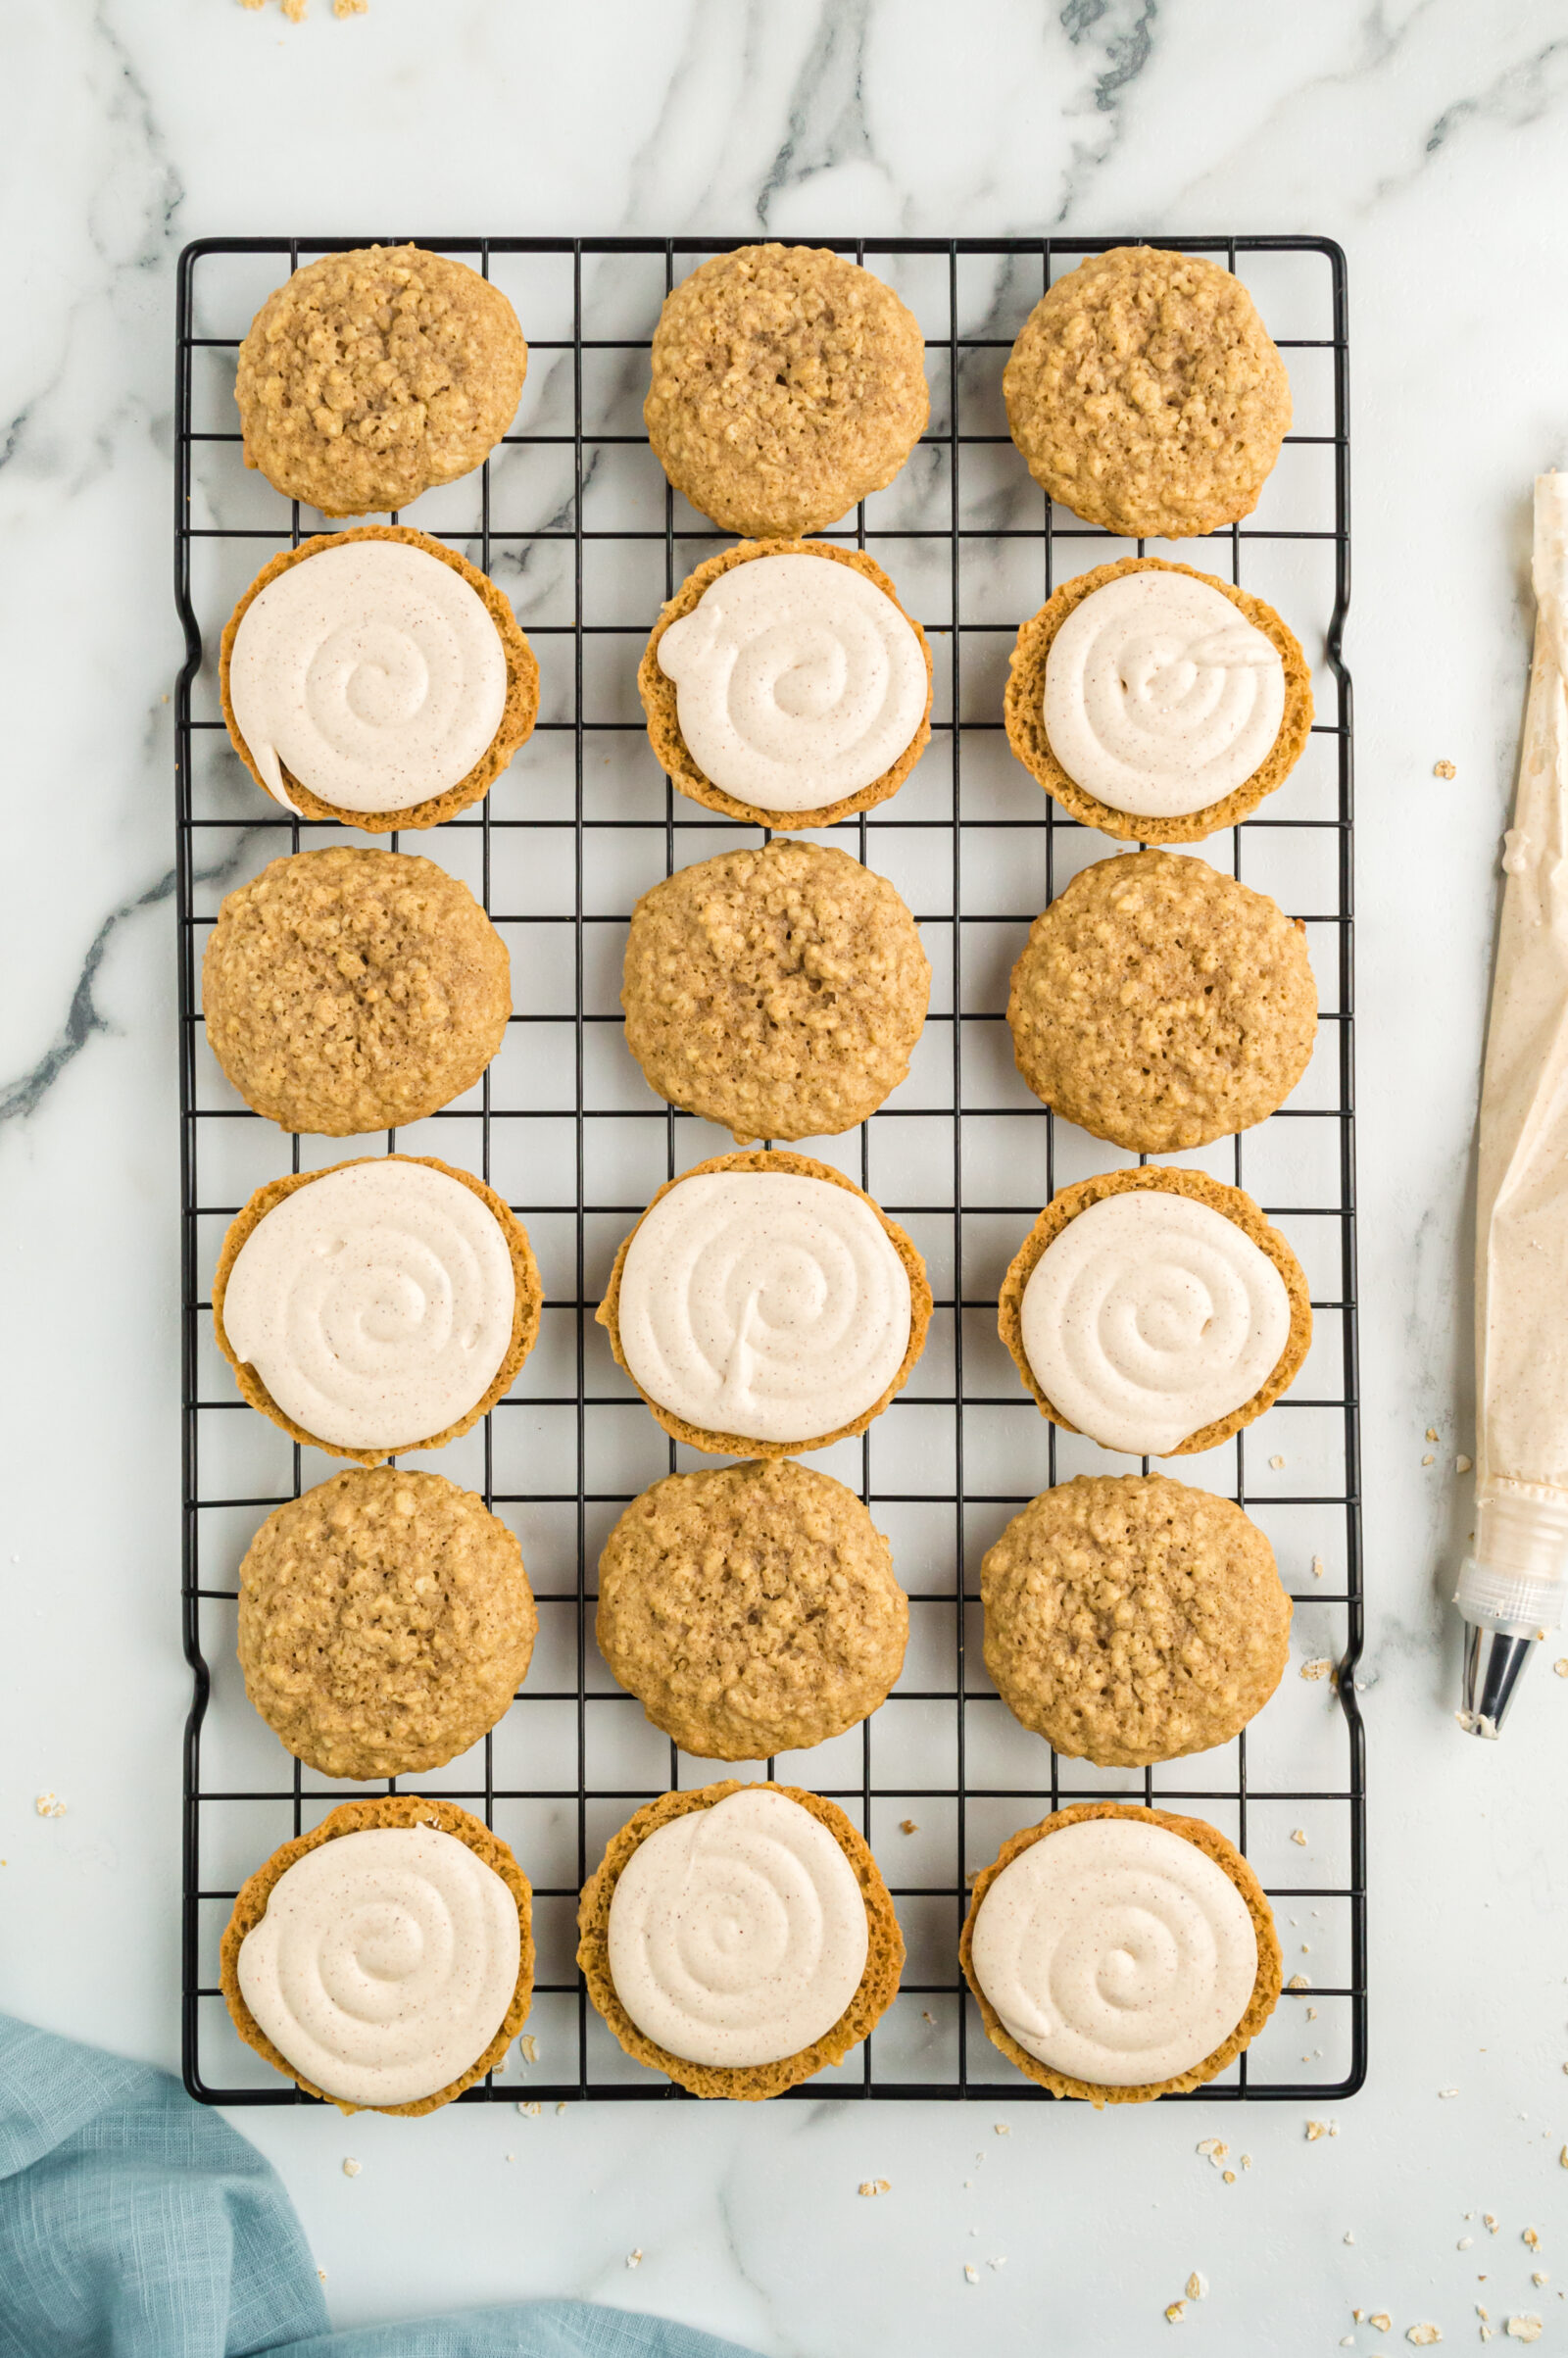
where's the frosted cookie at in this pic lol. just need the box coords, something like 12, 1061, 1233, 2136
235, 246, 526, 517
1004, 248, 1291, 540
645, 245, 929, 538
577, 1782, 903, 2098
959, 1802, 1281, 2104
203, 848, 510, 1137
1007, 850, 1317, 1153
213, 1154, 541, 1466
220, 527, 539, 831
638, 541, 932, 829
1003, 557, 1312, 843
621, 841, 930, 1143
596, 1150, 931, 1457
238, 1469, 536, 1780
220, 1796, 533, 2116
981, 1473, 1292, 1766
597, 1460, 907, 1760
999, 1167, 1311, 1457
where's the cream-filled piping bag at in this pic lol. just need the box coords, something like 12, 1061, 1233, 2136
1456, 472, 1568, 1735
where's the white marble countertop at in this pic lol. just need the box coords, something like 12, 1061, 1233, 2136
7, 4, 1568, 2351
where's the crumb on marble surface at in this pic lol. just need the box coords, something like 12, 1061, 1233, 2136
1186, 2271, 1207, 2299
341, 2157, 361, 2178
1164, 2300, 1186, 2323
626, 2250, 643, 2270
33, 1793, 66, 1818
858, 2179, 891, 2196
1301, 1658, 1334, 1681
1434, 760, 1457, 778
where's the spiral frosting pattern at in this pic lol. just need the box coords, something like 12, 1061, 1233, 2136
1019, 1190, 1291, 1457
657, 554, 927, 811
236, 1826, 521, 2106
221, 1161, 516, 1451
1042, 569, 1285, 818
614, 1172, 911, 1444
228, 539, 508, 813
970, 1817, 1258, 2087
607, 1789, 869, 2066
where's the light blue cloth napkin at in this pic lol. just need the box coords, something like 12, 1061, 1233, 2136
0, 2016, 761, 2358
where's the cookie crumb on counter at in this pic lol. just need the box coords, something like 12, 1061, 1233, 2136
994, 2123, 1010, 2136
1422, 1453, 1436, 1467
1269, 1454, 1286, 1470
1533, 2272, 1548, 2287
900, 1819, 919, 1834
1505, 2320, 1543, 2343
1292, 1828, 1308, 1845
858, 2179, 891, 2197
1460, 2237, 1474, 2249
34, 1793, 66, 1818
1301, 1658, 1334, 1681
1164, 2300, 1187, 2324
1440, 2088, 1459, 2098
1523, 2229, 1541, 2251
1312, 1553, 1327, 1578
518, 2035, 538, 2065
1456, 1455, 1473, 1473
626, 2251, 643, 2270
1368, 2316, 1391, 2333
1404, 2327, 1441, 2346
964, 2265, 978, 2284
1554, 1662, 1568, 1680
1186, 2272, 1208, 2300
341, 2157, 361, 2178
1434, 760, 1457, 778
1484, 2215, 1499, 2234
1241, 2153, 1252, 2170
516, 2101, 541, 2119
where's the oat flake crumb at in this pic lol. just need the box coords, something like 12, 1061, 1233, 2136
1523, 2229, 1541, 2250
1270, 1454, 1286, 1470
341, 2158, 361, 2179
33, 1793, 66, 1819
1187, 2271, 1208, 2300
1196, 2137, 1227, 2159
994, 2123, 1010, 2136
1289, 1974, 1312, 1990
516, 2101, 541, 2119
1434, 761, 1457, 779
1301, 1658, 1334, 1681
1292, 1828, 1308, 1845
1369, 2318, 1392, 2334
518, 2035, 539, 2065
858, 2180, 891, 2197
1506, 2321, 1543, 2344
1406, 2329, 1442, 2347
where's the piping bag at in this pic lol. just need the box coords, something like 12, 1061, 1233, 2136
1455, 471, 1568, 1735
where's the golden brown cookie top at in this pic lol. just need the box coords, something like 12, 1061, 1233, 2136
596, 1459, 907, 1760
981, 1473, 1292, 1767
576, 1781, 904, 2099
238, 1468, 536, 1781
645, 245, 929, 537
998, 1165, 1312, 1456
621, 840, 930, 1144
1004, 247, 1291, 539
202, 847, 511, 1137
1002, 557, 1313, 844
235, 246, 526, 517
1006, 849, 1317, 1154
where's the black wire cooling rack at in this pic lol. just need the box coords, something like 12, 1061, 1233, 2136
174, 234, 1364, 2106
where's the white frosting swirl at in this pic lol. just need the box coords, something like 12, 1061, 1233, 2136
607, 1789, 868, 2067
222, 1160, 515, 1451
1042, 569, 1285, 818
656, 553, 926, 811
614, 1171, 911, 1444
1019, 1190, 1291, 1456
229, 539, 508, 814
236, 1825, 520, 2107
970, 1816, 1258, 2087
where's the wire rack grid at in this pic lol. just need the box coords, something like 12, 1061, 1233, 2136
174, 233, 1364, 2107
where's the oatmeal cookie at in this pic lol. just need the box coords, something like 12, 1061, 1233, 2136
235, 246, 526, 516
238, 1468, 536, 1780
999, 1166, 1311, 1453
645, 246, 929, 537
203, 847, 510, 1136
1004, 247, 1291, 539
220, 1795, 534, 2117
959, 1801, 1282, 2104
638, 539, 933, 829
1006, 850, 1317, 1153
981, 1473, 1292, 1765
621, 841, 930, 1142
219, 527, 539, 831
577, 1782, 903, 2098
595, 1149, 932, 1458
1003, 557, 1312, 843
212, 1154, 541, 1465
597, 1459, 906, 1759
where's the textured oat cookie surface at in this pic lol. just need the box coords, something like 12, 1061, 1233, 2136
982, 1473, 1292, 1766
1003, 557, 1313, 843
958, 1800, 1283, 2104
645, 245, 929, 538
596, 1149, 933, 1458
999, 1166, 1312, 1454
1004, 247, 1291, 539
622, 841, 930, 1142
203, 847, 511, 1136
597, 1459, 907, 1759
1007, 849, 1317, 1153
638, 539, 933, 828
220, 1794, 534, 2117
219, 527, 539, 831
212, 1154, 541, 1466
235, 246, 526, 516
576, 1782, 904, 2098
238, 1468, 536, 1780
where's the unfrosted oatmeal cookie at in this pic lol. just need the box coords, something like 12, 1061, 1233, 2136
1006, 850, 1317, 1153
238, 1468, 536, 1780
621, 841, 930, 1142
645, 246, 928, 537
202, 848, 510, 1136
235, 246, 526, 516
1004, 248, 1291, 539
597, 1459, 906, 1759
981, 1474, 1291, 1765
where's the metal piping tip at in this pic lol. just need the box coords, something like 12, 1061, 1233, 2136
1457, 1622, 1540, 1738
